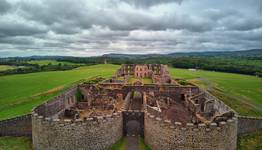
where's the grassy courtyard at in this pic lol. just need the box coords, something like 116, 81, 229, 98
128, 76, 153, 84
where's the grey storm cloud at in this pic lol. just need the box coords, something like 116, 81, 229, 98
0, 0, 262, 57
16, 0, 210, 33
0, 21, 47, 37
0, 0, 11, 14
117, 0, 184, 8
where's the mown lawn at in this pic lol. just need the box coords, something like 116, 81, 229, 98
169, 68, 262, 117
0, 64, 119, 120
0, 137, 32, 150
0, 65, 17, 71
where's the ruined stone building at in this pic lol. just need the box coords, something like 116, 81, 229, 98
1, 64, 261, 150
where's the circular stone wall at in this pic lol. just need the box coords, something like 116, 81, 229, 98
144, 112, 238, 150
32, 112, 123, 150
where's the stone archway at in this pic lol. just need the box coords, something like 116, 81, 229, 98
123, 111, 144, 137
126, 120, 141, 136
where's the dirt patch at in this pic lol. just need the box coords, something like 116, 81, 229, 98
162, 102, 192, 124
33, 86, 64, 96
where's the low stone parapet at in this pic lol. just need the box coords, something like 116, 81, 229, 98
32, 111, 123, 150
237, 115, 262, 135
144, 112, 238, 150
0, 114, 32, 137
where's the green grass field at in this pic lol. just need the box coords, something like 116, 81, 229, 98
0, 64, 261, 120
0, 65, 17, 71
107, 137, 151, 150
0, 64, 261, 149
128, 76, 153, 84
139, 137, 151, 150
107, 138, 127, 150
142, 78, 153, 84
27, 60, 80, 66
0, 64, 119, 120
170, 68, 262, 117
0, 137, 32, 150
237, 130, 262, 150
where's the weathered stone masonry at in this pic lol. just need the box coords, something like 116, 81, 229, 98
31, 64, 241, 150
237, 116, 262, 135
32, 112, 122, 150
32, 87, 123, 150
144, 114, 237, 150
0, 114, 31, 137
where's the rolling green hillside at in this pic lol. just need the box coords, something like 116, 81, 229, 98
0, 64, 261, 120
170, 68, 262, 117
0, 64, 119, 120
0, 64, 261, 150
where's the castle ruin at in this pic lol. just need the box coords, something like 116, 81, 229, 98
31, 64, 239, 150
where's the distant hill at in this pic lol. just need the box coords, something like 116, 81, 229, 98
102, 53, 165, 59
103, 49, 262, 59
0, 49, 261, 77
168, 49, 262, 58
1, 49, 261, 60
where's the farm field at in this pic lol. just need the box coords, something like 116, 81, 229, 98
169, 68, 262, 117
0, 65, 17, 71
0, 64, 119, 120
0, 64, 261, 149
27, 60, 81, 66
0, 64, 261, 120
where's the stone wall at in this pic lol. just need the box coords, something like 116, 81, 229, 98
144, 112, 238, 150
0, 114, 32, 137
32, 112, 123, 150
146, 105, 161, 117
35, 87, 77, 118
237, 116, 262, 135
122, 92, 132, 110
186, 90, 233, 116
32, 86, 123, 150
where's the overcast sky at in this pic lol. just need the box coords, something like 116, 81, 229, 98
0, 0, 262, 57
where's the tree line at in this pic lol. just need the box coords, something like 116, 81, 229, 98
0, 55, 261, 77
0, 59, 82, 76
